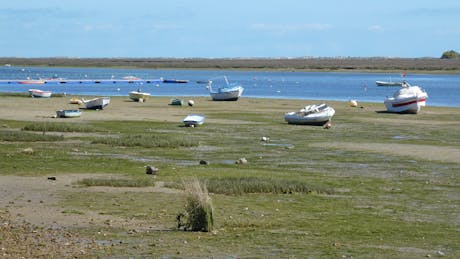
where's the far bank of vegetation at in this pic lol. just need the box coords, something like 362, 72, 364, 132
441, 50, 459, 59
1, 56, 460, 73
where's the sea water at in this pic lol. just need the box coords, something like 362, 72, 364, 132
0, 66, 459, 107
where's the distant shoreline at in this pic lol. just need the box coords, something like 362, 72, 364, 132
1, 57, 460, 74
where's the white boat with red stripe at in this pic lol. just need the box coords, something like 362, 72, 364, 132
384, 81, 428, 114
28, 88, 52, 98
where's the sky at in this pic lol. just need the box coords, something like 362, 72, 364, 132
0, 0, 459, 58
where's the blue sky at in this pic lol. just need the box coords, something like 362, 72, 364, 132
1, 0, 459, 58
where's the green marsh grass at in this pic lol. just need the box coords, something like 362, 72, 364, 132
22, 121, 97, 132
0, 130, 64, 142
91, 133, 199, 148
77, 177, 155, 187
205, 176, 333, 195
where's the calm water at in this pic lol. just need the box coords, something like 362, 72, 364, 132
1, 66, 459, 107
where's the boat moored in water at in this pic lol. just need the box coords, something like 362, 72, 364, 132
376, 80, 403, 87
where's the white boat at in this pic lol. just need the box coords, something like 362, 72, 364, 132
122, 76, 141, 82
207, 77, 244, 101
82, 97, 110, 110
129, 91, 151, 102
20, 79, 45, 85
56, 109, 82, 118
183, 114, 205, 127
384, 82, 428, 114
28, 89, 52, 98
376, 80, 403, 87
284, 103, 335, 125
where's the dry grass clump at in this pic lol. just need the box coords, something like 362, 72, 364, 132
176, 178, 214, 232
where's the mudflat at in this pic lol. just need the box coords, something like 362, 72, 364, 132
1, 95, 459, 258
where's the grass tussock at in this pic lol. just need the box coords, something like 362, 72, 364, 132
77, 177, 155, 187
0, 130, 64, 142
22, 122, 96, 133
92, 134, 199, 148
205, 177, 333, 195
177, 178, 214, 232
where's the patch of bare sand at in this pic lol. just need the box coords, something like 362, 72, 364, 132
0, 174, 180, 230
313, 142, 460, 163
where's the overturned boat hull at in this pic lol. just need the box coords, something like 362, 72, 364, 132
82, 97, 110, 110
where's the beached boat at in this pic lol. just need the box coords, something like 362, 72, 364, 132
284, 103, 335, 125
28, 89, 52, 98
56, 109, 82, 118
207, 77, 244, 101
169, 98, 184, 106
69, 97, 83, 104
384, 82, 428, 114
129, 91, 151, 102
183, 114, 205, 127
376, 80, 403, 87
81, 97, 110, 109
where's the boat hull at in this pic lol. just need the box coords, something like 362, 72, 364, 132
82, 97, 110, 110
169, 98, 184, 106
210, 86, 244, 101
20, 80, 45, 85
376, 81, 403, 87
56, 109, 82, 118
384, 85, 428, 114
384, 96, 427, 114
28, 89, 52, 98
129, 91, 151, 102
183, 114, 205, 127
284, 105, 335, 125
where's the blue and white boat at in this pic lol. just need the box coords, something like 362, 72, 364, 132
56, 109, 82, 118
183, 114, 205, 127
207, 76, 244, 101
